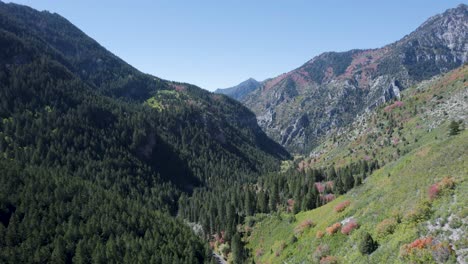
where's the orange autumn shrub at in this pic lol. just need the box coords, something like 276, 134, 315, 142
400, 237, 454, 262
326, 223, 341, 235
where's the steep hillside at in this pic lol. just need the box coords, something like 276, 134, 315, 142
0, 2, 290, 262
245, 65, 468, 263
0, 1, 289, 190
242, 4, 467, 154
215, 78, 262, 101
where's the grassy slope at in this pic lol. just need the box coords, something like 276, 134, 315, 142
246, 66, 468, 263
307, 66, 467, 169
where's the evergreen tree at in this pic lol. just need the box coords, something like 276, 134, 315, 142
359, 232, 378, 255
231, 233, 244, 264
449, 120, 462, 135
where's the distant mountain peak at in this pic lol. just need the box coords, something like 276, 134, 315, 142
214, 78, 262, 101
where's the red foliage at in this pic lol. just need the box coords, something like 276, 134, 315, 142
428, 183, 440, 200
384, 101, 404, 112
428, 177, 456, 200
172, 84, 185, 92
212, 231, 226, 244
320, 194, 335, 203
334, 200, 351, 213
287, 199, 295, 212
341, 219, 359, 235
315, 182, 325, 193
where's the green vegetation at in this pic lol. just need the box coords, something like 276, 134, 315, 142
247, 129, 467, 263
0, 2, 289, 263
0, 2, 466, 263
449, 120, 463, 136
245, 66, 468, 263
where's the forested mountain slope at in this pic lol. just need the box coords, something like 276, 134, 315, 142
0, 1, 289, 262
242, 4, 467, 154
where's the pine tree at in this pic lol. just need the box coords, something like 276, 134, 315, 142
358, 232, 378, 255
449, 120, 461, 136
51, 238, 67, 264
231, 233, 243, 264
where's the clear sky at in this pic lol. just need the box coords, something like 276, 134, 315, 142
5, 1, 465, 91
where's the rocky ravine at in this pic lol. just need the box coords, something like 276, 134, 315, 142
242, 4, 468, 154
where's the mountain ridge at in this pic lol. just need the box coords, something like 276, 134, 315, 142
0, 2, 290, 262
241, 4, 467, 154
214, 78, 262, 101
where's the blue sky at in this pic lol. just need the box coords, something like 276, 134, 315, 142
6, 0, 465, 91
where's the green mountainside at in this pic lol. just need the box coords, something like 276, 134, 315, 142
0, 2, 289, 263
245, 65, 468, 263
0, 1, 466, 264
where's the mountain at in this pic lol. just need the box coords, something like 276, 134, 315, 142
242, 4, 468, 154
245, 64, 468, 263
0, 2, 289, 262
215, 78, 262, 101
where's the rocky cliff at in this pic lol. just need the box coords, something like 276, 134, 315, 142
242, 4, 467, 154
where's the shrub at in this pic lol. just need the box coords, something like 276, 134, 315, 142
278, 241, 286, 251
316, 230, 325, 239
255, 248, 264, 258
320, 194, 336, 203
432, 241, 454, 263
334, 200, 351, 212
320, 256, 339, 264
405, 237, 433, 250
449, 217, 462, 229
428, 184, 440, 200
219, 243, 230, 256
428, 177, 456, 200
294, 219, 315, 235
315, 182, 325, 193
341, 219, 359, 235
438, 176, 455, 190
404, 200, 432, 223
326, 223, 341, 235
399, 237, 453, 262
312, 244, 330, 262
376, 218, 397, 238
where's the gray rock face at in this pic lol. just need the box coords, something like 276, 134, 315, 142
242, 4, 468, 154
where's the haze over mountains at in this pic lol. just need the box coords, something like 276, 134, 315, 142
0, 1, 467, 263
215, 78, 262, 101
